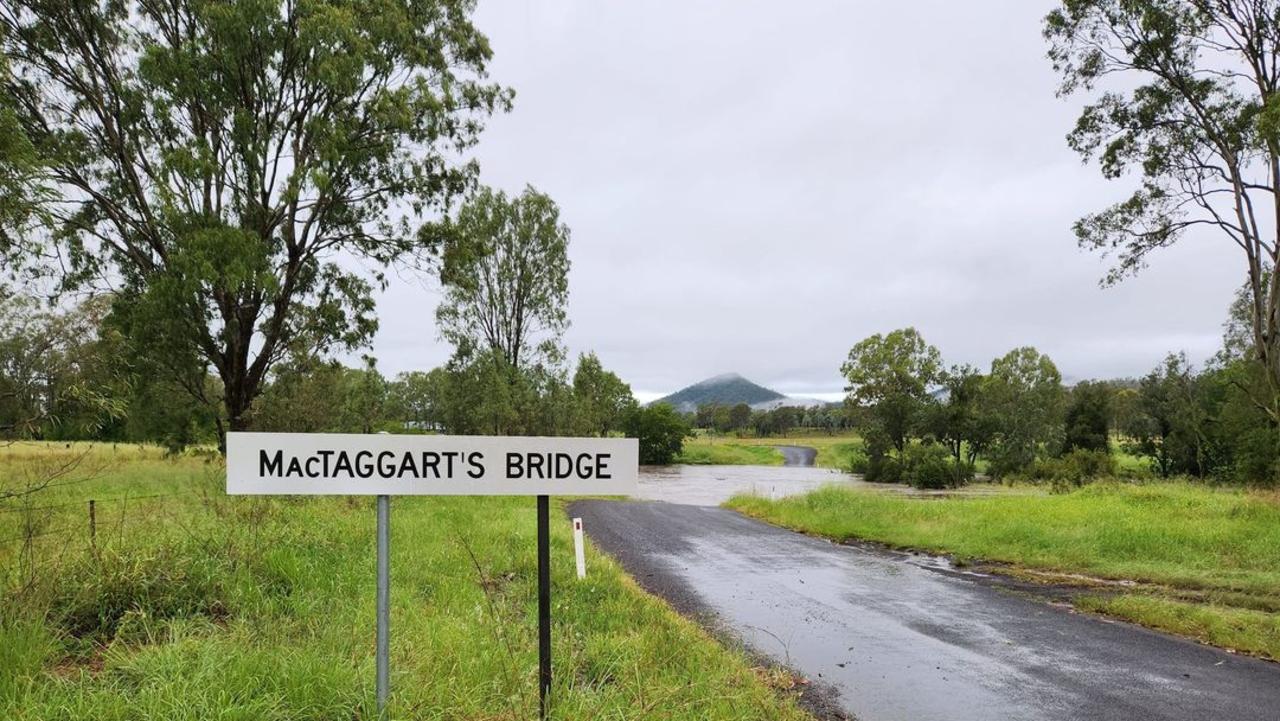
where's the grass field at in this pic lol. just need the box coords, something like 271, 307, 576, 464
726, 482, 1280, 659
678, 433, 863, 469
0, 442, 813, 720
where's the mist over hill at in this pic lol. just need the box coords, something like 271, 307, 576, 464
653, 373, 825, 413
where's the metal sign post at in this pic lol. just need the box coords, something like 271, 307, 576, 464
376, 494, 390, 717
537, 494, 552, 719
225, 432, 638, 720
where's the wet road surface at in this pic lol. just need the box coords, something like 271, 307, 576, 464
775, 445, 818, 466
570, 499, 1280, 721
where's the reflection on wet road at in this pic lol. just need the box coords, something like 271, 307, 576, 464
575, 475, 1280, 721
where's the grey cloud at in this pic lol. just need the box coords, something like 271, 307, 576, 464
358, 1, 1245, 399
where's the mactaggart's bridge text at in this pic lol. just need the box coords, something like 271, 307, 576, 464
258, 448, 615, 482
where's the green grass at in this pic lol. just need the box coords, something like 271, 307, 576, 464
676, 440, 784, 465
726, 482, 1280, 658
679, 434, 863, 469
1, 443, 812, 720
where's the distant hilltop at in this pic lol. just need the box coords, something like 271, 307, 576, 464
652, 373, 828, 413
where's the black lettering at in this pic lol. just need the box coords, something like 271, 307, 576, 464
333, 451, 354, 477
575, 453, 592, 479
355, 451, 374, 478
555, 453, 573, 479
318, 450, 334, 476
467, 452, 484, 478
305, 457, 320, 478
377, 451, 397, 477
260, 449, 283, 477
398, 452, 419, 478
506, 452, 523, 478
286, 457, 304, 478
528, 453, 545, 478
597, 453, 611, 479
422, 452, 441, 478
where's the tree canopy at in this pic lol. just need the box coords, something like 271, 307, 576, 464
437, 186, 570, 372
841, 327, 942, 453
1, 0, 511, 442
1046, 0, 1280, 422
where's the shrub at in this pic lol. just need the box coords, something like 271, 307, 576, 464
902, 443, 972, 489
864, 454, 902, 483
623, 403, 692, 465
1024, 449, 1118, 491
845, 447, 869, 475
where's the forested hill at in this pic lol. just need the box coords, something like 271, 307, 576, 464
654, 373, 786, 412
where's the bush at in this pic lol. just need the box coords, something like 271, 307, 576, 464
845, 447, 869, 475
864, 454, 902, 483
623, 403, 692, 465
1025, 449, 1118, 491
902, 443, 972, 489
859, 444, 972, 489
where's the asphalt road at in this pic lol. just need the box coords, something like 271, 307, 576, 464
569, 499, 1280, 721
775, 445, 818, 467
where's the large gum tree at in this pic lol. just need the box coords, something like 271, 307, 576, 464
1046, 1, 1280, 423
1, 0, 511, 442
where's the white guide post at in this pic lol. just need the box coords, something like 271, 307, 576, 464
572, 517, 586, 579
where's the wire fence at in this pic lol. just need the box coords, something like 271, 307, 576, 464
0, 489, 210, 549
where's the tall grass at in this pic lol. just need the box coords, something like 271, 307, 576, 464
679, 434, 864, 469
1, 443, 812, 720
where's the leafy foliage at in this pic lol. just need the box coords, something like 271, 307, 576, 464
1045, 0, 1280, 422
841, 328, 942, 454
1, 0, 511, 438
1063, 380, 1112, 454
623, 403, 691, 466
572, 353, 636, 437
984, 347, 1065, 477
437, 186, 571, 372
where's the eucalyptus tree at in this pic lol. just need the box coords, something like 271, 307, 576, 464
841, 327, 943, 454
1046, 1, 1280, 422
0, 0, 511, 442
985, 347, 1065, 475
436, 186, 571, 372
572, 352, 636, 436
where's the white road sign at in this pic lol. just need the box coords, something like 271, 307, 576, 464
226, 432, 638, 496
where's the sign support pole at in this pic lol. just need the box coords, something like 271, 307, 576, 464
536, 494, 551, 720
376, 494, 391, 718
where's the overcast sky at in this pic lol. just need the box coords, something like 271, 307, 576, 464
360, 0, 1243, 402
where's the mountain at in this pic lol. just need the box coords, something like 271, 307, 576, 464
653, 373, 823, 413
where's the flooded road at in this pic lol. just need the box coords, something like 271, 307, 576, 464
775, 445, 818, 467
635, 463, 1013, 506
635, 463, 858, 506
573, 486, 1280, 720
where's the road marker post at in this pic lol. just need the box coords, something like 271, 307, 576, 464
225, 432, 637, 720
572, 517, 586, 579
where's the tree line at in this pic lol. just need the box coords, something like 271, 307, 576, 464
837, 297, 1275, 489
688, 403, 849, 438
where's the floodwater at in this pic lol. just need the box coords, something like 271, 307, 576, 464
635, 463, 861, 506
635, 462, 1013, 506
